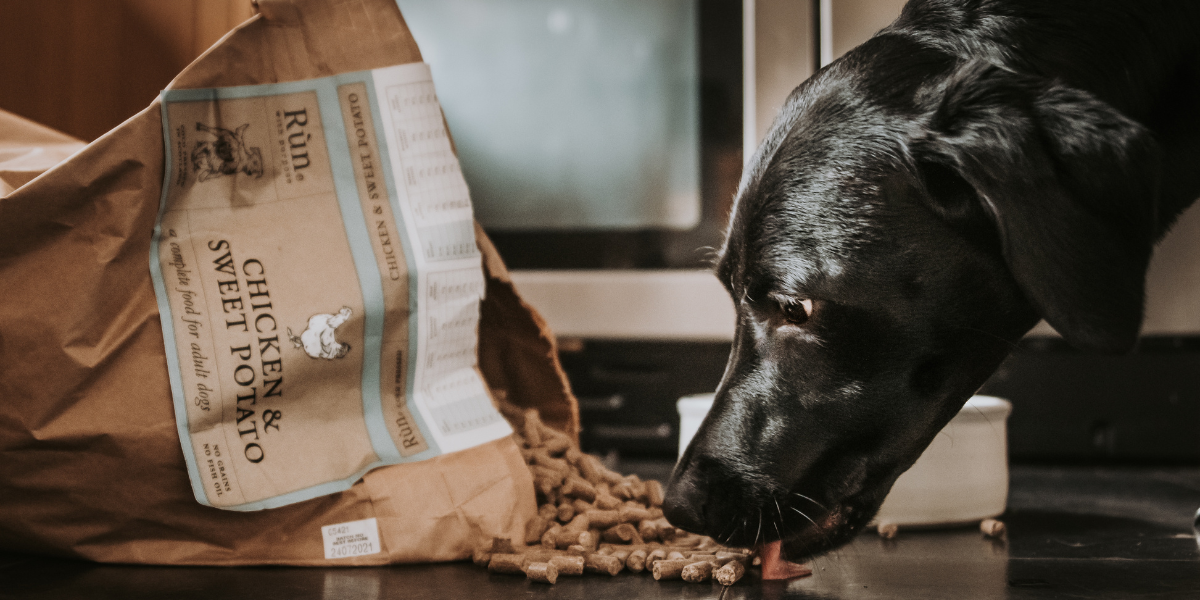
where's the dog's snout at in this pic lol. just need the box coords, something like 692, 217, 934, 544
662, 461, 708, 534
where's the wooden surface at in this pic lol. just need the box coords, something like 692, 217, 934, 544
0, 0, 256, 141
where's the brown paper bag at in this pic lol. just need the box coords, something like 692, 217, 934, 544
0, 109, 86, 195
0, 0, 578, 565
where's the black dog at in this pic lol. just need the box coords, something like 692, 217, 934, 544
664, 0, 1200, 560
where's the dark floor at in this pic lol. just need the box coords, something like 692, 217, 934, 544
2, 465, 1199, 600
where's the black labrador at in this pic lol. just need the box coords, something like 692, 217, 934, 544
664, 0, 1200, 560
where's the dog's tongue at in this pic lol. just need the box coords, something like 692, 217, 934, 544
758, 540, 813, 580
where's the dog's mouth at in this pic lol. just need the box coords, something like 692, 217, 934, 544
709, 482, 885, 561
776, 491, 878, 560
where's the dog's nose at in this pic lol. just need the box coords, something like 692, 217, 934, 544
662, 462, 708, 534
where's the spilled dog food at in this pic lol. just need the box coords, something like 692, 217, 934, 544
477, 407, 813, 585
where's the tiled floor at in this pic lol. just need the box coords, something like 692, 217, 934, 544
2, 466, 1198, 599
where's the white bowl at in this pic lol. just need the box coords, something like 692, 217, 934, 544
676, 394, 1012, 527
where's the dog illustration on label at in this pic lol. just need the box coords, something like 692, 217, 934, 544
288, 307, 353, 359
191, 122, 264, 182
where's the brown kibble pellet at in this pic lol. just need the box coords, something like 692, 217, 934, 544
531, 448, 572, 476
584, 553, 624, 576
562, 475, 597, 502
652, 559, 691, 580
523, 410, 544, 447
715, 559, 746, 586
487, 553, 526, 575
681, 561, 714, 583
647, 547, 667, 566
543, 432, 572, 456
532, 451, 573, 477
549, 555, 585, 576
877, 522, 899, 539
564, 513, 590, 532
577, 454, 605, 483
532, 466, 564, 487
601, 523, 640, 544
980, 518, 1006, 538
628, 477, 648, 501
525, 516, 550, 544
601, 468, 625, 487
538, 503, 558, 521
582, 454, 624, 487
611, 482, 635, 500
557, 502, 575, 523
646, 480, 665, 507
521, 549, 557, 567
578, 529, 599, 552
583, 508, 614, 528
667, 550, 686, 561
619, 505, 652, 524
472, 546, 492, 567
627, 548, 647, 573
526, 561, 559, 584
564, 446, 583, 466
555, 529, 582, 549
638, 519, 659, 542
541, 523, 561, 548
658, 524, 677, 542
567, 544, 587, 556
534, 475, 557, 498
573, 498, 593, 513
594, 493, 622, 511
554, 514, 589, 547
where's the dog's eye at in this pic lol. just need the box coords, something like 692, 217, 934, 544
779, 298, 813, 326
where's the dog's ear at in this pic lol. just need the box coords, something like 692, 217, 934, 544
915, 61, 1162, 353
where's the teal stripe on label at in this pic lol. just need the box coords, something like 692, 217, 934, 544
152, 91, 214, 507
315, 82, 403, 464
360, 74, 439, 459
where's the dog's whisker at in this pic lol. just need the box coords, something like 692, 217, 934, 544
789, 506, 821, 531
968, 400, 1005, 440
772, 497, 785, 541
717, 514, 739, 545
754, 510, 763, 547
936, 428, 954, 446
789, 505, 837, 550
790, 492, 830, 513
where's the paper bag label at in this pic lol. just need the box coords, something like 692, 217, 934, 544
150, 63, 512, 511
322, 518, 382, 559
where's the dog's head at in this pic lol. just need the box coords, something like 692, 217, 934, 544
664, 35, 1161, 559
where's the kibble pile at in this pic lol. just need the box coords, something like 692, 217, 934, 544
478, 407, 756, 586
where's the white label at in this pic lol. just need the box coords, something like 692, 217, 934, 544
322, 517, 381, 559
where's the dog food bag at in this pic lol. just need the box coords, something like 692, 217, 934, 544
0, 0, 578, 565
